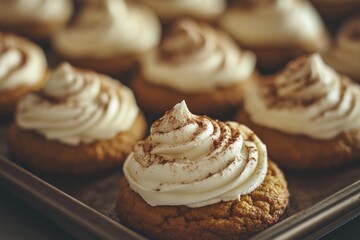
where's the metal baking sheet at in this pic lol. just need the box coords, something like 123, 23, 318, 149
0, 123, 359, 240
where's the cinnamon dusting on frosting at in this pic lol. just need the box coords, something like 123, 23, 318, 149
16, 63, 139, 145
124, 101, 268, 208
244, 54, 360, 139
141, 18, 256, 93
0, 33, 46, 92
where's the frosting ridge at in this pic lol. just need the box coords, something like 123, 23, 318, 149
16, 63, 139, 145
220, 0, 327, 48
0, 34, 47, 91
0, 0, 73, 25
141, 0, 226, 20
52, 0, 160, 58
124, 101, 268, 208
244, 54, 360, 139
141, 19, 256, 93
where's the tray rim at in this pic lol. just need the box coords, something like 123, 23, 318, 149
0, 155, 145, 240
0, 155, 359, 240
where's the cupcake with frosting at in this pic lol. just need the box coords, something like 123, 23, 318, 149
8, 63, 147, 174
117, 101, 289, 240
51, 0, 161, 77
132, 18, 256, 117
0, 0, 73, 40
323, 15, 360, 82
139, 0, 226, 23
237, 54, 360, 170
0, 33, 48, 119
310, 0, 360, 26
220, 0, 329, 72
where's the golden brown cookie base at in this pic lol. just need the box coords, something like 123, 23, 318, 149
116, 160, 289, 240
0, 71, 48, 120
237, 111, 360, 170
131, 73, 250, 118
53, 50, 138, 79
8, 113, 147, 175
235, 36, 329, 73
0, 21, 68, 40
310, 1, 360, 26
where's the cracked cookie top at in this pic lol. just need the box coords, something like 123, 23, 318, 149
123, 101, 268, 208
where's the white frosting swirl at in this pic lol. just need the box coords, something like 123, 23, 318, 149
0, 34, 47, 91
220, 0, 326, 47
0, 0, 73, 24
141, 19, 256, 93
16, 63, 139, 145
124, 101, 268, 208
244, 54, 360, 139
52, 0, 160, 59
140, 0, 226, 20
323, 15, 360, 81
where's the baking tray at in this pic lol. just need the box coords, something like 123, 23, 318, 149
0, 123, 360, 240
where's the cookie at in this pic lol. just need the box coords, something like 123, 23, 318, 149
131, 73, 247, 118
132, 19, 256, 118
240, 54, 360, 170
0, 0, 73, 40
117, 160, 289, 240
51, 0, 160, 77
8, 113, 146, 175
237, 111, 360, 170
8, 63, 147, 174
220, 0, 329, 72
117, 101, 289, 239
0, 33, 48, 119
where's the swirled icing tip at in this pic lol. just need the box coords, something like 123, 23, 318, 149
308, 53, 324, 69
151, 100, 193, 133
304, 53, 337, 85
276, 53, 336, 87
97, 0, 127, 16
47, 62, 73, 85
0, 49, 22, 78
43, 62, 76, 98
162, 18, 202, 53
307, 54, 327, 79
55, 62, 73, 74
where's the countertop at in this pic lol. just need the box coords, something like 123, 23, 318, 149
0, 185, 359, 240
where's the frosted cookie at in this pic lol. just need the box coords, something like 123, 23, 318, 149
8, 63, 146, 174
0, 33, 47, 119
220, 0, 329, 72
237, 54, 360, 170
132, 19, 256, 118
52, 0, 160, 77
117, 101, 289, 240
0, 0, 73, 40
